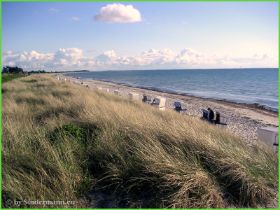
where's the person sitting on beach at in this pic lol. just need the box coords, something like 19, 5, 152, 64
207, 108, 214, 122
174, 102, 182, 112
142, 95, 152, 104
142, 95, 148, 103
215, 112, 220, 124
151, 98, 160, 105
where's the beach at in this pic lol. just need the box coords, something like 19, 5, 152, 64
62, 75, 278, 145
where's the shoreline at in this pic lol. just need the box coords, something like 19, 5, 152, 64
95, 79, 278, 115
60, 74, 278, 144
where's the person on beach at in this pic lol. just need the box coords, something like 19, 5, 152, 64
215, 112, 221, 124
207, 108, 214, 122
142, 95, 148, 103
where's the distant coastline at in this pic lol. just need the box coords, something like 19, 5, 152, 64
45, 70, 90, 73
62, 67, 278, 72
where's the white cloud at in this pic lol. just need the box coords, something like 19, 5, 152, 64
2, 50, 53, 69
2, 48, 277, 71
175, 48, 209, 66
95, 50, 117, 64
141, 49, 176, 65
71, 16, 80, 21
48, 8, 60, 13
95, 3, 142, 23
53, 48, 83, 66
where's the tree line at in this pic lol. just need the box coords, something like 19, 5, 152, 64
2, 66, 46, 74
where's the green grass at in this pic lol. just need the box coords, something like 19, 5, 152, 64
2, 73, 25, 83
2, 75, 278, 208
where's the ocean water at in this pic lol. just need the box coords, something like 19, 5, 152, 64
65, 68, 278, 111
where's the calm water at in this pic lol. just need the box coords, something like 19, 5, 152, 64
65, 68, 278, 111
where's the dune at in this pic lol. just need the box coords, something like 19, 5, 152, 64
2, 74, 277, 208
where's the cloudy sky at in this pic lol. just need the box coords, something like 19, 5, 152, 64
2, 2, 278, 71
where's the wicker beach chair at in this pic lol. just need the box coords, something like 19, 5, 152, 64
142, 95, 152, 104
174, 102, 187, 113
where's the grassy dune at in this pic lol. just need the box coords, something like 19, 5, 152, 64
2, 75, 277, 208
2, 73, 25, 83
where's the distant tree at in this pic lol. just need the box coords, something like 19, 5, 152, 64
2, 66, 24, 74
2, 66, 9, 73
29, 70, 46, 74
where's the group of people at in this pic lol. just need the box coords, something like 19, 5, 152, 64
142, 95, 160, 105
142, 95, 152, 103
203, 108, 221, 124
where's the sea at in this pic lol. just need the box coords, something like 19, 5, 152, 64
65, 68, 278, 112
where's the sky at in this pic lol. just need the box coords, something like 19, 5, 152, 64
2, 2, 278, 71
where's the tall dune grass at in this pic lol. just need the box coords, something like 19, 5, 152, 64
2, 75, 277, 208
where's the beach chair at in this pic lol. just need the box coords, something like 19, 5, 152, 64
202, 109, 227, 125
174, 102, 187, 113
142, 95, 152, 104
158, 97, 166, 110
207, 108, 214, 122
202, 109, 208, 120
215, 112, 220, 124
174, 102, 182, 112
114, 90, 120, 95
151, 98, 160, 105
257, 126, 278, 152
151, 96, 166, 110
128, 92, 140, 100
214, 112, 227, 125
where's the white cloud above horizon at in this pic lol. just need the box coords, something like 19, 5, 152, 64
94, 3, 142, 23
71, 16, 80, 21
48, 8, 60, 13
2, 48, 277, 71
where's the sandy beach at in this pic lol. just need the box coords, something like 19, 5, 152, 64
59, 74, 278, 145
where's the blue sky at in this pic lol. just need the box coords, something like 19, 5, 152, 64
2, 2, 278, 71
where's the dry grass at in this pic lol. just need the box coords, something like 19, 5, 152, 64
2, 74, 278, 208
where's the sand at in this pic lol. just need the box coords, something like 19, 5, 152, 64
57, 74, 278, 145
